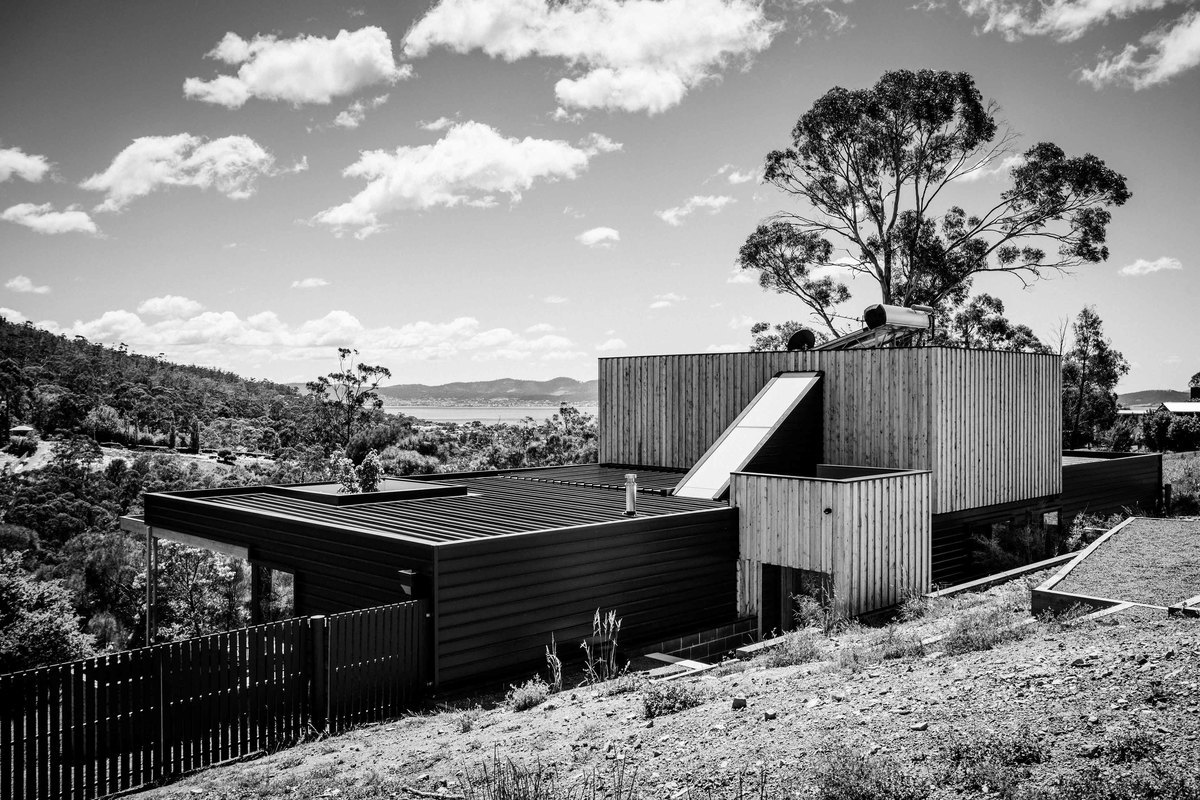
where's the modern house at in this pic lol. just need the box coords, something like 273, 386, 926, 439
127, 336, 1162, 687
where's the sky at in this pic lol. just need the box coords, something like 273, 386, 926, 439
0, 0, 1197, 392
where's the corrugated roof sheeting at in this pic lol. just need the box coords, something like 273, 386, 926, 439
193, 466, 718, 545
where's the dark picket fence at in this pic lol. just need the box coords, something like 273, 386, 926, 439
0, 600, 429, 800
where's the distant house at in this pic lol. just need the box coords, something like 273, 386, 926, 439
8, 424, 35, 436
1159, 402, 1200, 416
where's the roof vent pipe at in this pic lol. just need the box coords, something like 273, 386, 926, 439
624, 474, 637, 516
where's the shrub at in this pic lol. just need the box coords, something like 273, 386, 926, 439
1024, 765, 1200, 800
943, 725, 1046, 798
6, 436, 37, 457
792, 589, 853, 635
1106, 730, 1163, 763
760, 630, 825, 668
874, 626, 925, 660
833, 645, 881, 673
812, 746, 930, 800
642, 681, 705, 718
941, 607, 1030, 655
454, 704, 483, 733
506, 677, 550, 712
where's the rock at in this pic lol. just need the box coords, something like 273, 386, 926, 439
1071, 657, 1088, 667
1081, 744, 1103, 758
805, 697, 820, 708
909, 722, 929, 731
764, 709, 778, 721
732, 696, 748, 710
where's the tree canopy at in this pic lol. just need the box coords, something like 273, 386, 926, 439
1062, 306, 1128, 448
738, 69, 1130, 338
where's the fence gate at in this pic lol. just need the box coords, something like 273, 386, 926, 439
0, 601, 428, 800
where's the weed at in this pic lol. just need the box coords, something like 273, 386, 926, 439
641, 681, 706, 718
943, 725, 1046, 798
456, 704, 483, 732
1038, 603, 1094, 632
1106, 730, 1163, 763
581, 608, 624, 684
597, 671, 645, 697
1022, 764, 1200, 800
792, 589, 854, 635
941, 607, 1031, 655
759, 629, 825, 668
832, 644, 881, 672
506, 678, 551, 712
896, 588, 932, 623
545, 633, 563, 693
873, 626, 925, 660
460, 750, 560, 800
811, 745, 930, 800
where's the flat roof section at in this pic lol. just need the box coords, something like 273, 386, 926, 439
147, 465, 721, 546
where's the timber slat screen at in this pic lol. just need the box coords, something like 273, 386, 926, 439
0, 601, 427, 800
326, 602, 427, 733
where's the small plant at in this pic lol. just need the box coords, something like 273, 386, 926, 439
943, 725, 1046, 798
792, 589, 853, 635
328, 453, 360, 493
1024, 764, 1200, 800
580, 608, 624, 684
460, 750, 559, 800
1106, 729, 1163, 763
356, 448, 384, 492
506, 677, 551, 712
455, 704, 483, 732
760, 629, 825, 668
833, 644, 881, 673
812, 745, 930, 800
545, 633, 563, 693
641, 681, 705, 718
874, 625, 925, 660
897, 586, 933, 622
941, 607, 1030, 655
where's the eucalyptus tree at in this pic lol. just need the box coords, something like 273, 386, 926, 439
738, 69, 1130, 338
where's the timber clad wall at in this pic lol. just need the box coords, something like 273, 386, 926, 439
730, 470, 931, 618
434, 508, 738, 686
599, 348, 1060, 514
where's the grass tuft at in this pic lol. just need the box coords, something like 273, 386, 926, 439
941, 607, 1031, 655
759, 630, 825, 668
506, 678, 551, 712
641, 681, 706, 718
811, 746, 930, 800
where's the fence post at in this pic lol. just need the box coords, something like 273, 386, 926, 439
1164, 483, 1173, 515
154, 645, 166, 785
310, 616, 328, 735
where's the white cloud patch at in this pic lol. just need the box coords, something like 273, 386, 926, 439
81, 134, 280, 212
0, 146, 52, 183
185, 27, 411, 108
957, 0, 1181, 42
576, 226, 620, 248
137, 295, 205, 318
1119, 255, 1183, 275
403, 0, 781, 114
292, 277, 330, 289
1, 203, 98, 235
525, 322, 557, 333
333, 93, 390, 129
1081, 9, 1200, 88
649, 292, 686, 309
657, 194, 735, 226
419, 116, 457, 131
595, 338, 627, 351
552, 107, 585, 123
714, 163, 758, 184
543, 295, 569, 304
956, 154, 1026, 183
726, 266, 756, 284
36, 309, 587, 368
6, 276, 50, 294
728, 314, 755, 329
311, 121, 611, 238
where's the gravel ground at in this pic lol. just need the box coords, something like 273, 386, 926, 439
137, 602, 1200, 800
1054, 518, 1200, 606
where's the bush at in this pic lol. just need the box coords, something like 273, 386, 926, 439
942, 607, 1030, 655
1106, 730, 1163, 763
874, 626, 925, 660
760, 630, 825, 668
455, 704, 483, 732
943, 725, 1046, 798
1025, 765, 1200, 800
812, 746, 930, 800
506, 677, 550, 712
641, 681, 705, 718
6, 435, 37, 457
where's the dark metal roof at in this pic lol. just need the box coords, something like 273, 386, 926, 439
156, 465, 719, 546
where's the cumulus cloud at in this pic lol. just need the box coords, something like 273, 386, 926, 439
543, 295, 569, 304
6, 276, 50, 294
311, 121, 612, 237
41, 309, 586, 367
292, 277, 330, 289
727, 266, 756, 284
1119, 256, 1183, 275
0, 146, 52, 183
81, 134, 281, 212
403, 0, 781, 114
137, 295, 205, 317
657, 194, 735, 226
576, 226, 620, 248
333, 93, 390, 129
595, 338, 627, 351
1081, 9, 1200, 88
1, 203, 98, 235
185, 27, 411, 108
419, 116, 457, 131
649, 292, 686, 309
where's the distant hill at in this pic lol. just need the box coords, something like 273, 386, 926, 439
372, 377, 598, 406
1118, 389, 1192, 407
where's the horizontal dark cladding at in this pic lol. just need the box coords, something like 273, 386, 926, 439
1062, 455, 1161, 516
434, 510, 738, 685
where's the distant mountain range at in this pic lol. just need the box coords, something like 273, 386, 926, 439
297, 376, 598, 406
1118, 389, 1193, 407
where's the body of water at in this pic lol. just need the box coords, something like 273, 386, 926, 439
385, 405, 598, 424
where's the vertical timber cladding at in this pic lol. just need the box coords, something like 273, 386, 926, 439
731, 470, 931, 618
432, 507, 738, 686
599, 348, 1060, 514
